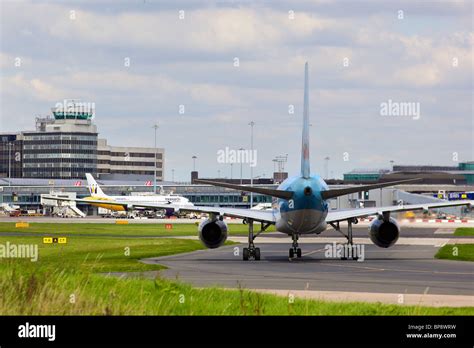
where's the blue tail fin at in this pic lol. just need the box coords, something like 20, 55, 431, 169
301, 62, 310, 179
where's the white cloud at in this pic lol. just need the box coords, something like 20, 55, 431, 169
190, 84, 245, 106
4, 74, 64, 101
0, 1, 472, 179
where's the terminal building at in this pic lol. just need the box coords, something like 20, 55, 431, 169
97, 139, 164, 180
1, 168, 473, 218
343, 163, 474, 185
0, 100, 164, 181
0, 101, 472, 217
0, 134, 22, 178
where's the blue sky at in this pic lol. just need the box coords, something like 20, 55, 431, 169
1, 0, 472, 181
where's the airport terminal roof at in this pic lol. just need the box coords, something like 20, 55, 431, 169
0, 178, 277, 188
345, 168, 390, 174
0, 178, 173, 187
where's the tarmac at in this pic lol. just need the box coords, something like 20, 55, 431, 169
1, 217, 472, 307
142, 227, 474, 307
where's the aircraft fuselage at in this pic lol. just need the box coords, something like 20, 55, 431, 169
275, 175, 329, 235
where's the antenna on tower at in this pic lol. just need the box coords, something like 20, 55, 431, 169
272, 154, 288, 184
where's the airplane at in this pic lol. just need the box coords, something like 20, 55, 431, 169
57, 173, 194, 215
44, 63, 473, 261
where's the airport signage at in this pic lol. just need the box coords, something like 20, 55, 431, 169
43, 237, 67, 244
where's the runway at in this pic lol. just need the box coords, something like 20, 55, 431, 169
1, 221, 472, 306
143, 235, 474, 306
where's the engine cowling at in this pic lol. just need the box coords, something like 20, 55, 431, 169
369, 217, 400, 248
198, 218, 228, 249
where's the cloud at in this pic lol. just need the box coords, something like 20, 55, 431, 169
190, 84, 245, 106
3, 3, 339, 55
4, 74, 64, 101
0, 1, 472, 180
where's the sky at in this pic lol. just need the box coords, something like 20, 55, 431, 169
0, 0, 473, 181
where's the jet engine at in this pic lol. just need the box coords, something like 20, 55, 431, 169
198, 218, 228, 249
369, 216, 400, 248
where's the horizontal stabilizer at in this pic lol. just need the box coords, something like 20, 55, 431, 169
194, 179, 294, 200
321, 178, 422, 200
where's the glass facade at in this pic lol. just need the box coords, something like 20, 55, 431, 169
22, 132, 97, 179
0, 135, 23, 178
343, 173, 381, 182
186, 193, 272, 204
459, 162, 474, 171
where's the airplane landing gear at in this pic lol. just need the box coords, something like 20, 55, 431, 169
242, 219, 271, 261
243, 246, 260, 261
329, 218, 359, 260
289, 234, 302, 258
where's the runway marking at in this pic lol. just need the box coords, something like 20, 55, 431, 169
322, 263, 387, 272
289, 247, 325, 261
302, 248, 325, 257
265, 246, 436, 259
321, 262, 474, 275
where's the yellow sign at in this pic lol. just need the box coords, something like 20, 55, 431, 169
15, 222, 29, 228
116, 220, 129, 224
43, 237, 67, 244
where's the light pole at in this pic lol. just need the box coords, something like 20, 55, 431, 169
192, 156, 197, 171
390, 160, 395, 171
239, 147, 244, 184
217, 169, 221, 178
172, 169, 175, 182
324, 156, 330, 179
230, 163, 233, 180
248, 121, 255, 207
152, 124, 159, 194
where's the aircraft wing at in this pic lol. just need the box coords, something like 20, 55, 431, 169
326, 200, 473, 223
42, 196, 277, 223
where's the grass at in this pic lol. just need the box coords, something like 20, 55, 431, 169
435, 244, 474, 262
454, 227, 474, 236
1, 261, 472, 315
0, 235, 208, 273
0, 222, 275, 237
0, 230, 472, 315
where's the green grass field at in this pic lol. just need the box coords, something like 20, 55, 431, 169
435, 244, 474, 262
0, 221, 274, 236
454, 227, 474, 236
2, 261, 471, 316
0, 224, 473, 315
0, 235, 207, 273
